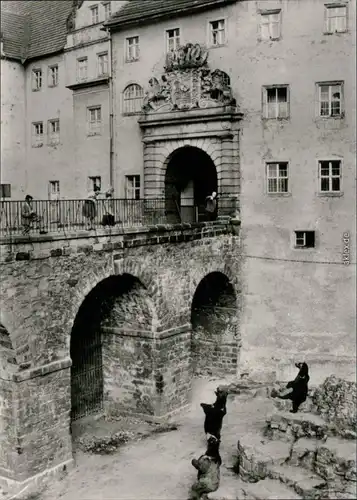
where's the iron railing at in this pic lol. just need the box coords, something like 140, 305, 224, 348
0, 197, 238, 237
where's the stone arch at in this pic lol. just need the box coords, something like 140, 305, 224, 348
0, 322, 17, 379
70, 272, 157, 424
163, 144, 219, 223
190, 270, 239, 376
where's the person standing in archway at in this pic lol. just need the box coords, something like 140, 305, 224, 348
204, 191, 217, 221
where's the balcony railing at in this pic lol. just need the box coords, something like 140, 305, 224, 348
0, 197, 238, 237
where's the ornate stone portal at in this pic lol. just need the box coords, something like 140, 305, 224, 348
139, 43, 243, 219
142, 43, 236, 112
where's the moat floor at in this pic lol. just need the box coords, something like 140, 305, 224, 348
34, 378, 275, 500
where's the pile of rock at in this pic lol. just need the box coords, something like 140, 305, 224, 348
234, 376, 357, 499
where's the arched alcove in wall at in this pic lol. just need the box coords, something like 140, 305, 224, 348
70, 273, 155, 425
164, 145, 218, 223
191, 272, 238, 376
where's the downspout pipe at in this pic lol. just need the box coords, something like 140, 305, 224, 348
107, 28, 114, 192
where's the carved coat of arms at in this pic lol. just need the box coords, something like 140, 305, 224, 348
142, 43, 236, 112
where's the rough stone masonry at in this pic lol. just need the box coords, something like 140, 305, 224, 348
0, 221, 241, 487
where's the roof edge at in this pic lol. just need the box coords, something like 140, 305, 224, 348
104, 0, 238, 32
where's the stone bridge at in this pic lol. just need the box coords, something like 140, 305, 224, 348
0, 219, 240, 487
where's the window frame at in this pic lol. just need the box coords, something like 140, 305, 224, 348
48, 64, 59, 87
87, 106, 102, 136
166, 27, 180, 53
125, 175, 141, 200
77, 57, 88, 82
88, 176, 102, 192
103, 2, 112, 20
0, 184, 11, 199
266, 161, 290, 195
31, 121, 44, 147
32, 68, 42, 91
294, 230, 316, 249
208, 18, 227, 47
324, 3, 348, 34
259, 9, 282, 41
262, 84, 290, 119
90, 4, 99, 24
316, 81, 344, 119
122, 83, 144, 115
317, 158, 343, 196
48, 180, 60, 200
48, 119, 60, 145
97, 51, 109, 76
125, 36, 140, 63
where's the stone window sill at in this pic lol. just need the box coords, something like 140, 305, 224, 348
125, 58, 139, 64
262, 117, 290, 122
32, 142, 43, 148
209, 43, 227, 49
266, 192, 291, 197
317, 192, 343, 197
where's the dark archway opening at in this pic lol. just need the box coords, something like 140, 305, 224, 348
70, 273, 150, 424
165, 146, 218, 223
191, 272, 238, 376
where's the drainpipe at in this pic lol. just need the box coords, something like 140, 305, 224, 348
107, 28, 114, 191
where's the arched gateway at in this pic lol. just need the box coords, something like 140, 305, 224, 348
138, 42, 243, 221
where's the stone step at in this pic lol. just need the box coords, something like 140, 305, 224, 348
240, 478, 302, 499
267, 464, 326, 499
265, 411, 329, 442
207, 473, 245, 500
290, 436, 356, 481
237, 433, 291, 481
315, 437, 356, 482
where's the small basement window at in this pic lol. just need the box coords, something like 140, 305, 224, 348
295, 231, 315, 248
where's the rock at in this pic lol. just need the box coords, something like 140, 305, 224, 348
264, 412, 328, 442
311, 376, 357, 433
289, 438, 317, 470
240, 478, 302, 499
315, 437, 356, 482
237, 433, 291, 482
267, 464, 326, 498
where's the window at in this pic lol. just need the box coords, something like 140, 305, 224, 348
266, 162, 289, 194
97, 52, 108, 76
89, 176, 101, 191
125, 175, 140, 200
318, 82, 343, 117
295, 231, 315, 249
263, 86, 289, 119
123, 84, 144, 114
103, 2, 111, 20
32, 69, 42, 91
77, 57, 88, 81
49, 181, 60, 200
324, 4, 347, 33
319, 160, 341, 193
88, 106, 102, 135
32, 122, 44, 147
126, 36, 139, 62
210, 20, 226, 46
48, 65, 58, 87
90, 5, 99, 24
166, 28, 180, 52
48, 119, 60, 144
0, 184, 11, 198
260, 11, 281, 40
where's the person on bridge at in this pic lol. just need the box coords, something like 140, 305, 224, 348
21, 195, 47, 235
82, 185, 101, 230
204, 191, 217, 221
